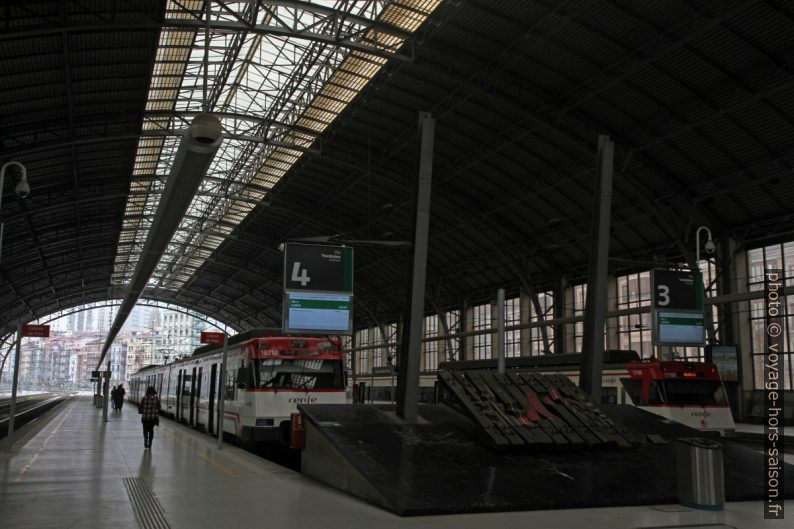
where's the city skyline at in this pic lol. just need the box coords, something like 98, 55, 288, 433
0, 302, 225, 392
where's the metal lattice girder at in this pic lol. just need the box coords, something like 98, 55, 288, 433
163, 7, 416, 61
113, 0, 442, 292
8, 0, 794, 345
141, 111, 323, 150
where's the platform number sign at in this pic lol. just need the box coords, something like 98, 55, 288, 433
651, 269, 706, 346
282, 243, 354, 335
291, 262, 311, 286
652, 269, 704, 311
283, 243, 353, 293
656, 284, 670, 307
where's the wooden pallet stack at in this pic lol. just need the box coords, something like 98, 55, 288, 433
437, 369, 638, 450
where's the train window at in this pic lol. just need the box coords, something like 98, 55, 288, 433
253, 358, 343, 390
168, 371, 178, 397
201, 372, 210, 399
236, 365, 254, 389
620, 378, 665, 406
225, 371, 236, 400
601, 387, 618, 405
662, 380, 726, 405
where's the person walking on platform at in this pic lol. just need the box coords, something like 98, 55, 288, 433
110, 385, 119, 412
138, 386, 161, 449
114, 385, 126, 412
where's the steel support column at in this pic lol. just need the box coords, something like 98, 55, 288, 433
350, 331, 357, 402
717, 237, 736, 349
396, 112, 435, 422
4, 324, 22, 452
218, 331, 228, 449
460, 300, 468, 360
553, 275, 567, 355
102, 361, 110, 422
496, 289, 505, 374
431, 299, 456, 362
579, 135, 614, 403
720, 236, 743, 421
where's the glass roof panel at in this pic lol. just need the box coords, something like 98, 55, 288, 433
114, 0, 443, 290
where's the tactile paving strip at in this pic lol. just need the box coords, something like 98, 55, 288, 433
631, 525, 736, 529
123, 476, 172, 529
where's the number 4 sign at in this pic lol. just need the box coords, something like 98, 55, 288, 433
283, 243, 353, 293
291, 262, 311, 286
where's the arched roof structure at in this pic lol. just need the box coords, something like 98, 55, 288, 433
1, 0, 793, 334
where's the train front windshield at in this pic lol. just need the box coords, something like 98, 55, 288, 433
253, 358, 343, 390
661, 379, 727, 405
622, 362, 729, 406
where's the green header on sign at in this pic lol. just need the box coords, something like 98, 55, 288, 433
290, 298, 350, 310
659, 316, 704, 326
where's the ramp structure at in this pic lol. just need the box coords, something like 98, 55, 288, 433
437, 370, 636, 449
298, 371, 794, 515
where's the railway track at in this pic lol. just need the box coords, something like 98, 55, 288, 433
0, 393, 70, 438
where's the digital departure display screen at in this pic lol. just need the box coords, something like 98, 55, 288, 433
654, 309, 705, 346
283, 291, 352, 334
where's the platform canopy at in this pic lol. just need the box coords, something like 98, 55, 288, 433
1, 0, 792, 334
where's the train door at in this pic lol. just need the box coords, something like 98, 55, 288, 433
157, 373, 163, 398
195, 366, 203, 429
175, 370, 183, 422
218, 363, 226, 435
208, 364, 217, 434
189, 367, 197, 426
166, 366, 175, 416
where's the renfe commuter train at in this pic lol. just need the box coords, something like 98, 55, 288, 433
129, 329, 346, 443
360, 350, 735, 435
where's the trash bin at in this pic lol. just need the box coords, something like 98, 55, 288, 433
676, 437, 724, 510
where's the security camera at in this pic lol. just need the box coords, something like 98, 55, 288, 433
15, 178, 30, 199
704, 238, 716, 254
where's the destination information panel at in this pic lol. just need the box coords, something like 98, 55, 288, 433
655, 309, 705, 346
284, 292, 352, 334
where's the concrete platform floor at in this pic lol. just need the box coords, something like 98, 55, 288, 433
736, 422, 793, 437
0, 396, 790, 529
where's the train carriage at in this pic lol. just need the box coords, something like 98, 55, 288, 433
129, 329, 346, 443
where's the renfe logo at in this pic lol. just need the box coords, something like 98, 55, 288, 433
288, 396, 318, 404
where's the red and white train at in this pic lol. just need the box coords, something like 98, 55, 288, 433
129, 329, 346, 443
620, 357, 735, 435
360, 350, 735, 435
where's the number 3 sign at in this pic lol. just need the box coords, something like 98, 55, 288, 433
651, 269, 704, 311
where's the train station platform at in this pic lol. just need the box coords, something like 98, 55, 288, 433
0, 396, 790, 529
736, 422, 794, 438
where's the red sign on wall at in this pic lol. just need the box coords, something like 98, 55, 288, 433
200, 331, 225, 345
21, 324, 50, 337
